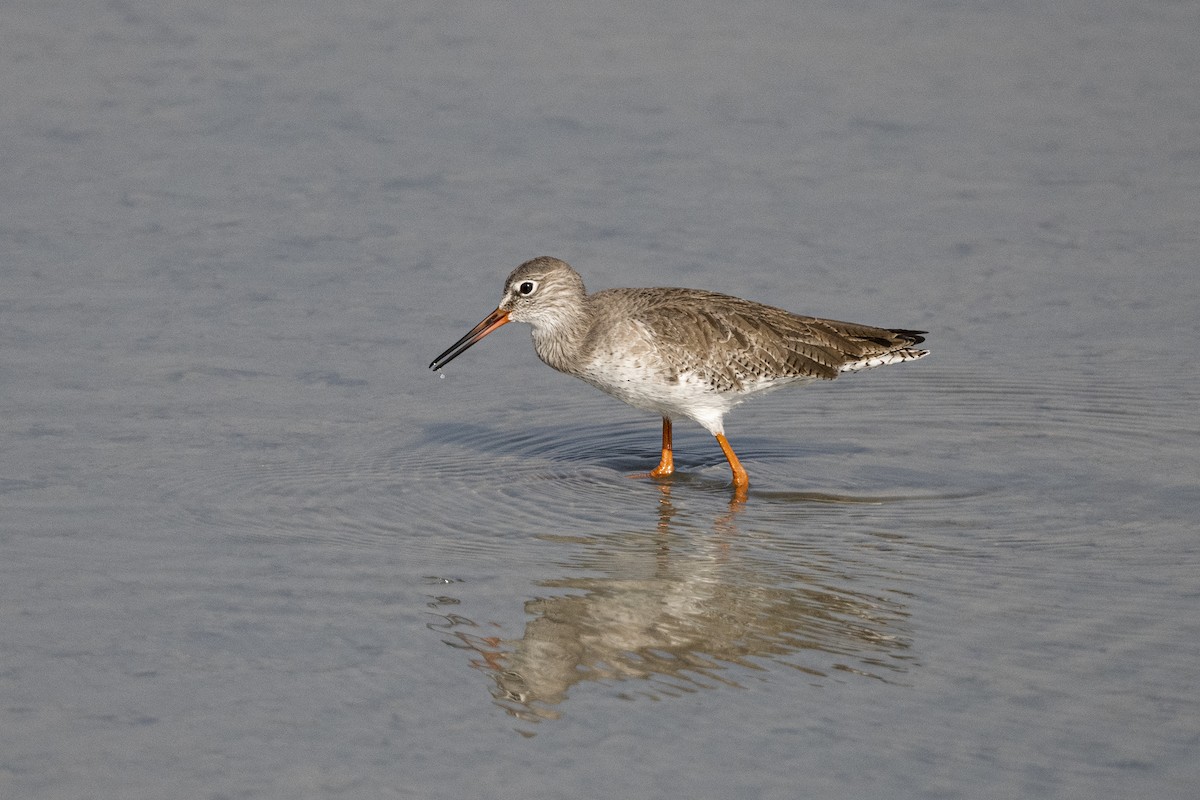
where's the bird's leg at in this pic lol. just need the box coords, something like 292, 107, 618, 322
715, 433, 749, 496
649, 417, 675, 478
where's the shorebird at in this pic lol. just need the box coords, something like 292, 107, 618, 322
430, 257, 928, 495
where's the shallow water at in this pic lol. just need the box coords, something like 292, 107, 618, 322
3, 1, 1198, 798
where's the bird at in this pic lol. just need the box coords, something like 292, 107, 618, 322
429, 256, 927, 496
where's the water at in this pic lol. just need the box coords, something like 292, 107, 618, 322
3, 1, 1198, 798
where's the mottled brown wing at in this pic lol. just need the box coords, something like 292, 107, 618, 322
619, 288, 924, 391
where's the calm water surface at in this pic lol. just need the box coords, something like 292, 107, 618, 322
3, 1, 1198, 798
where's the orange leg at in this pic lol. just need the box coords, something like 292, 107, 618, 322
649, 417, 674, 478
715, 433, 749, 493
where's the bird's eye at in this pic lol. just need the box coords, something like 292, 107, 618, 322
517, 280, 538, 296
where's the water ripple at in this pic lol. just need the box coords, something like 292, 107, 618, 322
165, 357, 1194, 569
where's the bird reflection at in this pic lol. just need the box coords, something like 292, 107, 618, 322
430, 485, 913, 723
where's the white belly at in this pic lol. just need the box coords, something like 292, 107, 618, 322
577, 357, 811, 436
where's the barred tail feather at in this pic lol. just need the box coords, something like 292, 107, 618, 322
839, 347, 929, 373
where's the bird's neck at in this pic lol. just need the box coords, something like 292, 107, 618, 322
529, 301, 592, 376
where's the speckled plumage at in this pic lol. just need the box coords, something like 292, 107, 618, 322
430, 256, 928, 493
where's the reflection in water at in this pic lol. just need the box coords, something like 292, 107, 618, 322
428, 487, 914, 724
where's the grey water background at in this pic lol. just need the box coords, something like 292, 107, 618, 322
3, 1, 1198, 798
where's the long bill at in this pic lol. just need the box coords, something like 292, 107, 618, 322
429, 307, 511, 371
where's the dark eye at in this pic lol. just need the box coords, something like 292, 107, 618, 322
517, 280, 538, 296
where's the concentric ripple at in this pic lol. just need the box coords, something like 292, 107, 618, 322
163, 354, 1195, 571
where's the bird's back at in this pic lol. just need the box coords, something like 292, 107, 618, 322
582, 287, 927, 394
